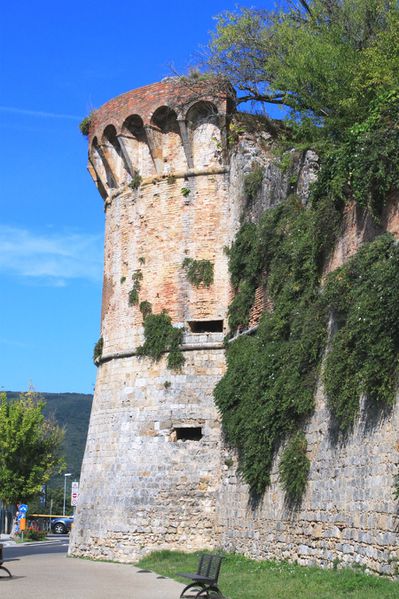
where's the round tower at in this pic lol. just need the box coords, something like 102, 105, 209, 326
69, 78, 236, 561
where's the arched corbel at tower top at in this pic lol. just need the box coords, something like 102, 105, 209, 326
147, 106, 187, 175
87, 159, 108, 201
101, 124, 131, 186
184, 100, 228, 168
119, 114, 156, 179
89, 136, 117, 193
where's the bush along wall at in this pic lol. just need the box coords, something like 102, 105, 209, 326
215, 190, 399, 504
137, 310, 185, 371
182, 258, 214, 287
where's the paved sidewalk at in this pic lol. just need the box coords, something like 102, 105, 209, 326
0, 551, 185, 599
0, 534, 15, 547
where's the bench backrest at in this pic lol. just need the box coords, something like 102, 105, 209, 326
196, 554, 223, 583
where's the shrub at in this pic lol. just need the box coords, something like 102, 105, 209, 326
279, 432, 310, 504
181, 187, 191, 198
79, 113, 94, 136
167, 174, 177, 184
244, 165, 264, 201
182, 258, 214, 287
137, 311, 185, 371
93, 337, 103, 363
129, 172, 142, 190
22, 527, 47, 541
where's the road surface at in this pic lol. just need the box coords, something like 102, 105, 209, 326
0, 536, 185, 599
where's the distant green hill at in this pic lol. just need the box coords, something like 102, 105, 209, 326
5, 391, 93, 484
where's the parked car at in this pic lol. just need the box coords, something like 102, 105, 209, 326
51, 516, 74, 534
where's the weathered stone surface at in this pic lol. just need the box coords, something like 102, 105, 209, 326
70, 79, 399, 576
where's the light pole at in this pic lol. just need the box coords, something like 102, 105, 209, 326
63, 473, 72, 516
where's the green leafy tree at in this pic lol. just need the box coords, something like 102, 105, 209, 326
208, 1, 398, 133
209, 0, 399, 216
0, 392, 65, 505
28, 485, 65, 515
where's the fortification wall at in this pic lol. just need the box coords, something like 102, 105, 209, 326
218, 383, 399, 575
70, 79, 238, 561
70, 78, 399, 574
217, 149, 399, 574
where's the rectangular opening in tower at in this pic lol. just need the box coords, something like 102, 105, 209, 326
173, 426, 203, 441
188, 320, 223, 333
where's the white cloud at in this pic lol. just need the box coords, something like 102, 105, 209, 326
0, 106, 80, 121
0, 226, 103, 285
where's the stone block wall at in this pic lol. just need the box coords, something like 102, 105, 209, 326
71, 348, 225, 562
217, 384, 399, 575
70, 79, 236, 561
70, 79, 399, 574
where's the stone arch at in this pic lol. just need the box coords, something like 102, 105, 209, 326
186, 101, 221, 169
150, 106, 186, 173
120, 115, 155, 178
91, 136, 116, 190
102, 125, 129, 185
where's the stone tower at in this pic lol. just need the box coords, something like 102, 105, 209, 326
69, 78, 237, 561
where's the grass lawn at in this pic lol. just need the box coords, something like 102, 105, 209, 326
137, 550, 399, 599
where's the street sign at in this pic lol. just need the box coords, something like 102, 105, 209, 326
71, 481, 79, 506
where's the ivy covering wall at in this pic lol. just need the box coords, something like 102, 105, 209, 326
215, 186, 399, 502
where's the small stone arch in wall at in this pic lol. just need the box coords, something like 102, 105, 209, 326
102, 124, 130, 185
150, 106, 186, 174
120, 115, 156, 179
186, 101, 221, 169
91, 136, 116, 190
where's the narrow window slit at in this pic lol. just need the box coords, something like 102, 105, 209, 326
188, 320, 223, 333
173, 427, 203, 441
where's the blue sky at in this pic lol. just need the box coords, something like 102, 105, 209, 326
0, 0, 273, 394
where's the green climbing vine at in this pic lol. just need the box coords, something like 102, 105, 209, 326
244, 164, 264, 201
279, 432, 310, 505
93, 337, 103, 364
323, 234, 399, 431
216, 183, 399, 501
128, 269, 143, 306
139, 300, 152, 319
137, 311, 185, 371
182, 258, 214, 288
215, 195, 339, 497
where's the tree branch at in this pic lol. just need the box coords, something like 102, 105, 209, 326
298, 0, 312, 15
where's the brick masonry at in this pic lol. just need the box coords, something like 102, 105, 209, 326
69, 79, 399, 575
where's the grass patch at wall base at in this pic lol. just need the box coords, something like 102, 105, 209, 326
137, 550, 398, 599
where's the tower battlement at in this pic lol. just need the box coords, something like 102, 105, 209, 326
87, 78, 233, 202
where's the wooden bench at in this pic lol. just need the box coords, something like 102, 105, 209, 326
178, 554, 224, 598
0, 543, 18, 578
